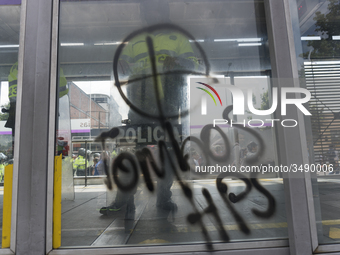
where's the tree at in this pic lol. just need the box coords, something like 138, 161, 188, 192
246, 90, 269, 112
260, 90, 269, 110
252, 93, 256, 105
303, 0, 340, 59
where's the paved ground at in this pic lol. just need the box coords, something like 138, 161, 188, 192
1, 176, 340, 248
60, 178, 288, 247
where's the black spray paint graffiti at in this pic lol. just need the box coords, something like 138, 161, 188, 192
96, 23, 276, 250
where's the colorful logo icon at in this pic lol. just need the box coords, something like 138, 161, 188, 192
196, 82, 222, 106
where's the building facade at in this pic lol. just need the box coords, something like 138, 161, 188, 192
0, 0, 340, 255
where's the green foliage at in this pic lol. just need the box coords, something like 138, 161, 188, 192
252, 93, 256, 105
303, 0, 340, 59
260, 91, 269, 110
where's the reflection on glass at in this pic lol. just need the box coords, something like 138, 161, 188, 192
57, 0, 287, 248
295, 0, 340, 245
0, 2, 21, 248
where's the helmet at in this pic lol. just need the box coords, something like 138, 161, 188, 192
78, 148, 86, 156
93, 153, 100, 158
247, 141, 258, 151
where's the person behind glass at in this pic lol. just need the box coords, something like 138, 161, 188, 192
0, 158, 5, 182
91, 153, 102, 176
191, 150, 203, 168
100, 151, 110, 174
246, 141, 258, 156
99, 0, 198, 216
245, 141, 259, 163
73, 148, 90, 176
92, 156, 100, 176
231, 133, 247, 168
5, 62, 68, 157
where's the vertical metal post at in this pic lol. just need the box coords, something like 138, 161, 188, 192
85, 140, 88, 187
99, 111, 101, 131
46, 0, 60, 251
14, 0, 53, 254
229, 71, 240, 170
10, 0, 27, 252
264, 0, 314, 254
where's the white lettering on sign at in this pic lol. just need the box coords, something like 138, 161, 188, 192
153, 126, 164, 142
147, 126, 152, 143
71, 119, 91, 130
117, 125, 181, 144
125, 128, 136, 143
137, 127, 147, 143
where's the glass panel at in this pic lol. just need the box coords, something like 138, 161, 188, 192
0, 0, 21, 248
56, 0, 287, 249
291, 0, 340, 245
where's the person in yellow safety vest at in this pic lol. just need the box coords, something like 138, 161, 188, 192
118, 1, 198, 125
71, 153, 77, 166
100, 0, 198, 216
6, 62, 69, 136
0, 162, 4, 182
111, 149, 117, 159
73, 148, 90, 176
72, 155, 77, 175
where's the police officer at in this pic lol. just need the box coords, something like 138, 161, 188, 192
6, 62, 68, 137
6, 63, 69, 161
73, 148, 90, 176
92, 153, 101, 176
100, 0, 198, 216
0, 159, 5, 182
118, 1, 198, 125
